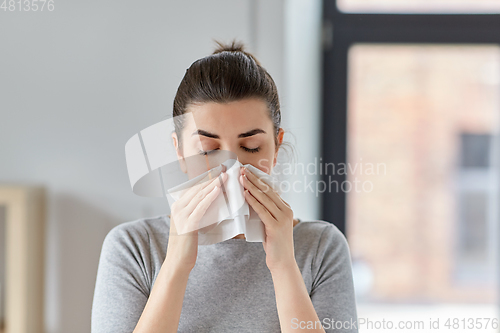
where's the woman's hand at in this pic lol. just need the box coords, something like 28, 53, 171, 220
239, 166, 296, 272
166, 171, 228, 272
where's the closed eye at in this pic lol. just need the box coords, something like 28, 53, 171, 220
198, 147, 260, 155
242, 146, 260, 153
198, 148, 219, 156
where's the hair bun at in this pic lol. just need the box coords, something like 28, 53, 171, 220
212, 39, 246, 55
211, 39, 261, 66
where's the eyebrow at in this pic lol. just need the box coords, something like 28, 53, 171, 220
191, 128, 266, 139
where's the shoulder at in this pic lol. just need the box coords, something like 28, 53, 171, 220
101, 214, 170, 259
293, 220, 352, 267
105, 214, 169, 240
294, 220, 349, 249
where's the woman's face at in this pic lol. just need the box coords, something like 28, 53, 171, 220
172, 98, 283, 176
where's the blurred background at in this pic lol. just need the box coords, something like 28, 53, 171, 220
1, 0, 499, 332
328, 1, 500, 332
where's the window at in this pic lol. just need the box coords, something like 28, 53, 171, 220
321, 1, 500, 327
337, 0, 500, 14
460, 134, 492, 168
345, 44, 499, 303
457, 133, 497, 283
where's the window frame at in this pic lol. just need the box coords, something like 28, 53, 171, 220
320, 0, 500, 236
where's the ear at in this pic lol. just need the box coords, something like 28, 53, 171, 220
273, 128, 284, 168
172, 132, 187, 173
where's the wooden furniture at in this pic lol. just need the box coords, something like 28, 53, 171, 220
0, 186, 45, 333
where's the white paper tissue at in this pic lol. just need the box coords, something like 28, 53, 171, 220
166, 159, 280, 245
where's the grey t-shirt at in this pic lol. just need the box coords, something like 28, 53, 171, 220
91, 215, 358, 332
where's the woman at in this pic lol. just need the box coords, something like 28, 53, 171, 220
91, 40, 358, 333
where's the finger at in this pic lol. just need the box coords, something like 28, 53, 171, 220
180, 171, 226, 204
177, 172, 227, 209
242, 168, 289, 212
188, 185, 221, 229
281, 197, 291, 208
173, 172, 226, 234
240, 173, 282, 220
174, 184, 221, 235
184, 172, 227, 213
244, 189, 277, 226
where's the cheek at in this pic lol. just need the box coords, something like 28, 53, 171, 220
180, 144, 196, 157
180, 134, 203, 157
247, 151, 275, 174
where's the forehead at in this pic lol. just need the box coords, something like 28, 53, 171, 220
184, 98, 273, 135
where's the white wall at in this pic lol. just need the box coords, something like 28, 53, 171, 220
0, 0, 321, 331
282, 0, 323, 221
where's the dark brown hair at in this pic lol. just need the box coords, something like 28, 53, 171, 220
172, 39, 282, 151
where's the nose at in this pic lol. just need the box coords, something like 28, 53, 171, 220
219, 143, 247, 166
